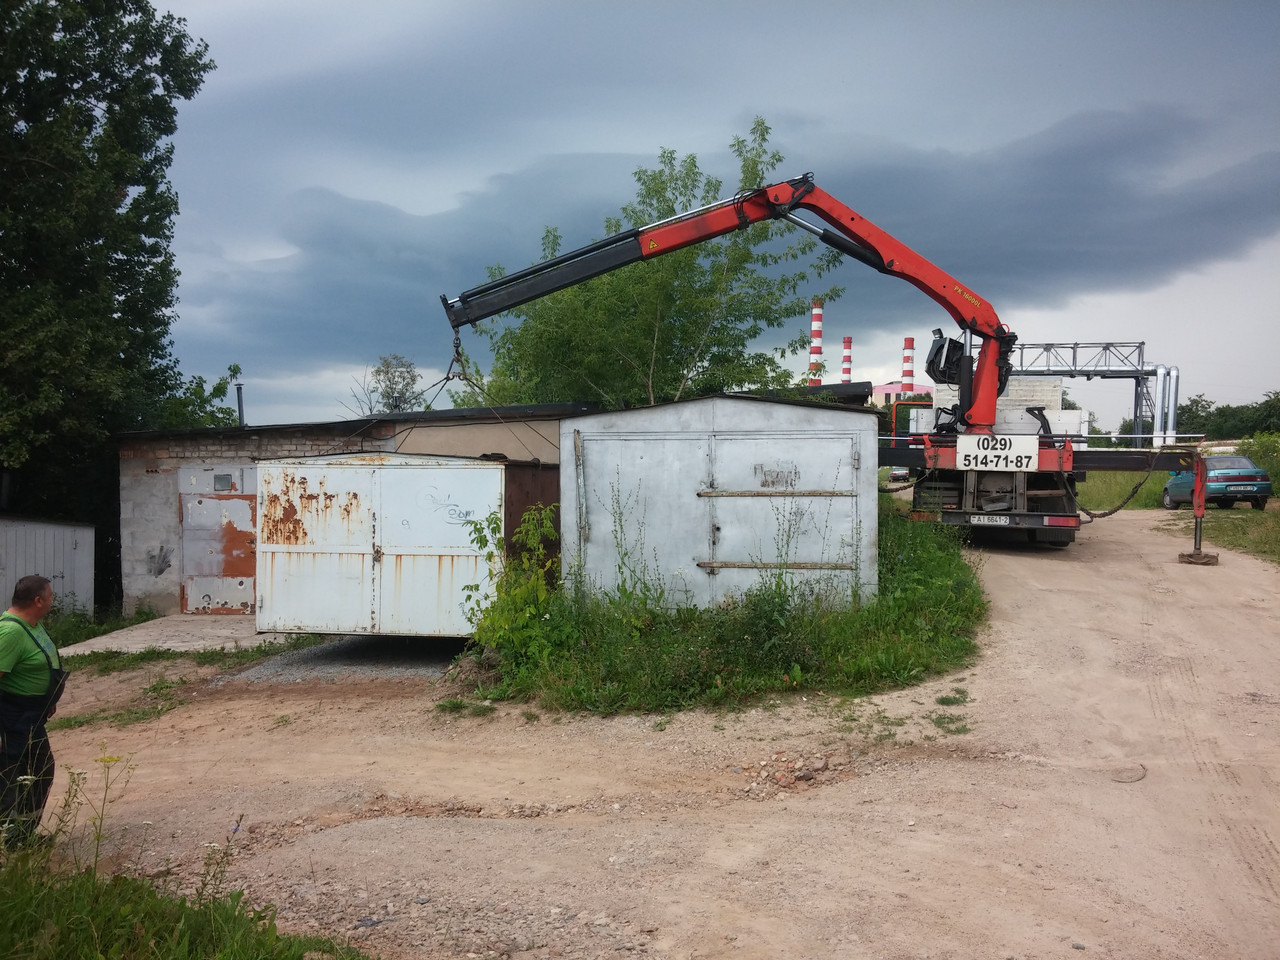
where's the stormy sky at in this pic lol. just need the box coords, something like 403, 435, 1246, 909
160, 0, 1280, 431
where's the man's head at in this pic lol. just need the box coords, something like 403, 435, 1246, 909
11, 575, 53, 613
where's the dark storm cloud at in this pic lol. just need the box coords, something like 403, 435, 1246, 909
812, 107, 1280, 325
174, 153, 645, 375
173, 104, 1279, 383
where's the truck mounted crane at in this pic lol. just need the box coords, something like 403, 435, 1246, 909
441, 172, 1085, 541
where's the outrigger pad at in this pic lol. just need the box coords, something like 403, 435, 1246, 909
1178, 550, 1219, 566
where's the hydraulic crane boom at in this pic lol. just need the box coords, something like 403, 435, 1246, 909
441, 173, 1015, 432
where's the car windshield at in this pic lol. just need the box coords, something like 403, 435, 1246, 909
1207, 456, 1257, 471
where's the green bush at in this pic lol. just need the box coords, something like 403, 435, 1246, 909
1239, 431, 1280, 481
463, 498, 985, 712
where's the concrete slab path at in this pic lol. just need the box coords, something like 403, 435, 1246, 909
59, 615, 291, 655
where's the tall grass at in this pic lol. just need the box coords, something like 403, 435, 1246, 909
464, 498, 985, 713
0, 758, 368, 960
60, 633, 332, 677
1076, 464, 1279, 564
1075, 469, 1166, 512
44, 602, 158, 649
1158, 502, 1280, 564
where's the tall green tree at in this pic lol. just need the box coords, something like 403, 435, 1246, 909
1176, 393, 1216, 436
0, 0, 214, 601
1, 0, 214, 476
456, 118, 845, 409
1175, 390, 1279, 440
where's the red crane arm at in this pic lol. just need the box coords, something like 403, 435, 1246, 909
442, 173, 1012, 431
639, 179, 1003, 339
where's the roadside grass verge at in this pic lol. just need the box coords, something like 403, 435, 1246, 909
51, 635, 332, 731
1075, 469, 1165, 512
60, 633, 331, 676
1157, 503, 1280, 564
465, 497, 986, 713
0, 759, 367, 960
48, 674, 192, 732
1077, 467, 1278, 563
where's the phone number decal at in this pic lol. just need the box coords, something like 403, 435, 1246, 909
956, 434, 1039, 472
959, 452, 1037, 470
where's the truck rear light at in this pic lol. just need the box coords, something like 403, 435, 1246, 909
1044, 515, 1080, 528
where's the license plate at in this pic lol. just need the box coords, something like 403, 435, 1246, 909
1226, 485, 1255, 492
969, 514, 1011, 526
956, 434, 1039, 471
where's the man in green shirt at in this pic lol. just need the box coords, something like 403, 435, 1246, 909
0, 574, 64, 847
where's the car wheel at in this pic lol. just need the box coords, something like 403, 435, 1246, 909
1252, 497, 1269, 511
1216, 500, 1235, 509
1161, 489, 1178, 510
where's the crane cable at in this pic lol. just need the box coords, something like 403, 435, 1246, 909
417, 331, 541, 462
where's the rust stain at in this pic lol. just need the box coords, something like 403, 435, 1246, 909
260, 469, 315, 545
261, 493, 308, 545
219, 517, 257, 577
259, 467, 369, 546
340, 492, 360, 524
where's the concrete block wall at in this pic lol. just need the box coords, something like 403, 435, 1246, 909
933, 377, 1064, 413
119, 427, 393, 616
119, 452, 183, 615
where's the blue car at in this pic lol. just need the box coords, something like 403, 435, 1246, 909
1162, 455, 1272, 511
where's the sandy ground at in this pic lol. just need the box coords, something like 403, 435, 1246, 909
48, 511, 1280, 959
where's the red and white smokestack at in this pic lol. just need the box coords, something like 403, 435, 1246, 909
902, 336, 915, 393
842, 336, 852, 384
808, 297, 823, 386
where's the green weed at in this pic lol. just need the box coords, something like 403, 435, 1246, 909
45, 603, 158, 649
48, 672, 190, 731
935, 687, 970, 706
462, 497, 986, 713
0, 756, 368, 960
927, 711, 971, 735
61, 633, 331, 676
1158, 504, 1280, 564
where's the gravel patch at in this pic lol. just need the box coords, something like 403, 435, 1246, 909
217, 634, 466, 684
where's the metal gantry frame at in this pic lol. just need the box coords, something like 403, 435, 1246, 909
1008, 342, 1180, 447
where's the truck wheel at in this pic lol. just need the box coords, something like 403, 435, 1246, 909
1252, 497, 1269, 511
1161, 489, 1179, 510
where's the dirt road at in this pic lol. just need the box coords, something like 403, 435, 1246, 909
52, 511, 1280, 959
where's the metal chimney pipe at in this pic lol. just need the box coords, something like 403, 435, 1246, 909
902, 337, 915, 393
236, 383, 245, 427
1152, 365, 1167, 447
808, 297, 823, 386
1166, 366, 1179, 442
841, 336, 852, 384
